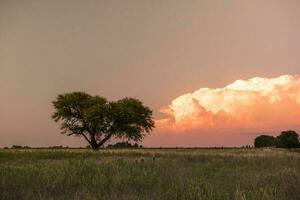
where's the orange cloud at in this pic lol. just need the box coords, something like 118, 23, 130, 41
158, 75, 300, 133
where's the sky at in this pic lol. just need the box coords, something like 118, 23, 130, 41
1, 0, 300, 147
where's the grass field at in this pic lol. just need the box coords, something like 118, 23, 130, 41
0, 148, 299, 200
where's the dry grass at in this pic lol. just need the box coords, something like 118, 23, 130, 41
0, 148, 299, 200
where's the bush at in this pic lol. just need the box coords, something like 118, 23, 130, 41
276, 130, 300, 148
11, 145, 31, 149
254, 130, 300, 148
254, 135, 276, 148
107, 141, 140, 148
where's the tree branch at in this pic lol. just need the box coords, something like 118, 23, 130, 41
97, 132, 113, 147
67, 132, 91, 143
81, 133, 91, 143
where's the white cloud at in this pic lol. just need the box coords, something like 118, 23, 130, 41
158, 75, 300, 132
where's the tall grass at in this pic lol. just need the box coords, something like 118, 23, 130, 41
0, 148, 299, 200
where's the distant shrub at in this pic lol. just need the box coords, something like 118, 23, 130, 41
276, 130, 300, 148
254, 135, 276, 148
11, 145, 22, 149
11, 145, 31, 149
107, 141, 140, 148
254, 130, 300, 148
49, 145, 64, 149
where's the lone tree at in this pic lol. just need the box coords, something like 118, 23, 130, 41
52, 92, 154, 150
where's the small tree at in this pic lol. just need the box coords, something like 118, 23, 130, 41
276, 130, 300, 148
52, 92, 154, 150
254, 135, 276, 148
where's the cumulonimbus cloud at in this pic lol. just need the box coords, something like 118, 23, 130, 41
157, 75, 300, 132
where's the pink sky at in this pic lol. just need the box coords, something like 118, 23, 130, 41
1, 0, 300, 147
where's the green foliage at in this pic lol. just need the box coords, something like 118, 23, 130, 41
52, 92, 154, 150
276, 130, 300, 148
254, 135, 276, 148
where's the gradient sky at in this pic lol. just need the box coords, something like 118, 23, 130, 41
1, 0, 300, 147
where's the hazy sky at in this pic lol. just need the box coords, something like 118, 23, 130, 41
1, 0, 300, 147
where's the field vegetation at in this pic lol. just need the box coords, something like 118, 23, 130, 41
0, 148, 299, 200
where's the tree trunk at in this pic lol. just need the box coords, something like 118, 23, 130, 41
87, 132, 114, 150
90, 134, 100, 150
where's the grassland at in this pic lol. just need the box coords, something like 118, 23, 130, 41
0, 148, 299, 200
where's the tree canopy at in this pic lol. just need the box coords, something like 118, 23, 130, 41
52, 92, 155, 150
254, 130, 300, 148
276, 130, 300, 148
254, 135, 276, 148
